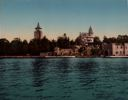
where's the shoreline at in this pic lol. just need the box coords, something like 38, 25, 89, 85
0, 55, 128, 58
0, 56, 96, 58
0, 56, 76, 58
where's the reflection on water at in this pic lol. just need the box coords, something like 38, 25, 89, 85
32, 59, 46, 87
77, 59, 97, 89
0, 58, 128, 100
0, 60, 8, 100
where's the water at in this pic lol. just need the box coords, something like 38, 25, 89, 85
0, 58, 128, 100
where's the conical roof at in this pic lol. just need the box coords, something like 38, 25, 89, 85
88, 26, 93, 34
35, 22, 42, 30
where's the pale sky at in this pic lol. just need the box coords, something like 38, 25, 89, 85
0, 0, 128, 41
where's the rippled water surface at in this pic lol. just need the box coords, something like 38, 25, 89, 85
0, 58, 128, 100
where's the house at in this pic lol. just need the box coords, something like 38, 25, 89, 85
54, 47, 74, 56
102, 43, 128, 56
76, 26, 94, 46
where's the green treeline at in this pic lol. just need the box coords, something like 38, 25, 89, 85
0, 34, 127, 55
0, 34, 75, 55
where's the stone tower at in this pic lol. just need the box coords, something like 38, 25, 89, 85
34, 22, 42, 40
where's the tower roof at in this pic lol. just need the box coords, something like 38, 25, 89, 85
35, 22, 42, 30
88, 26, 93, 34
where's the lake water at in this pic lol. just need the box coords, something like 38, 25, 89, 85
0, 58, 128, 100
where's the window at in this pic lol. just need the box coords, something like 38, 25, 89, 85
123, 51, 125, 55
120, 51, 122, 55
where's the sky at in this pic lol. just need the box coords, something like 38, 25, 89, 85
0, 0, 128, 41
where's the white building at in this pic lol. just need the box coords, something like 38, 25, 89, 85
77, 26, 94, 45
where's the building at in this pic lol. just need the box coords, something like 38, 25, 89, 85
76, 26, 94, 46
102, 43, 128, 56
34, 22, 42, 39
54, 47, 74, 56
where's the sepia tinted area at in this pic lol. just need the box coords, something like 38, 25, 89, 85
0, 0, 128, 100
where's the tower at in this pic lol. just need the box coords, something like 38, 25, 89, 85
88, 26, 93, 35
34, 22, 42, 40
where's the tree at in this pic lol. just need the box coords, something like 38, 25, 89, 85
50, 39, 57, 51
75, 36, 81, 45
29, 39, 41, 55
103, 36, 117, 43
22, 40, 29, 55
94, 36, 101, 44
57, 33, 70, 48
117, 35, 128, 43
10, 38, 23, 55
40, 36, 50, 52
0, 38, 10, 55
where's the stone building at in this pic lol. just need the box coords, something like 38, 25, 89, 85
102, 43, 128, 56
54, 47, 74, 56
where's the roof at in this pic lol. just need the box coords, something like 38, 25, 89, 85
35, 22, 42, 30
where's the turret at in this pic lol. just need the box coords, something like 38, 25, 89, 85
34, 22, 42, 40
88, 26, 93, 35
35, 22, 42, 30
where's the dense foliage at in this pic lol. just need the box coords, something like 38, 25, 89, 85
0, 33, 126, 56
0, 34, 75, 55
103, 35, 128, 43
